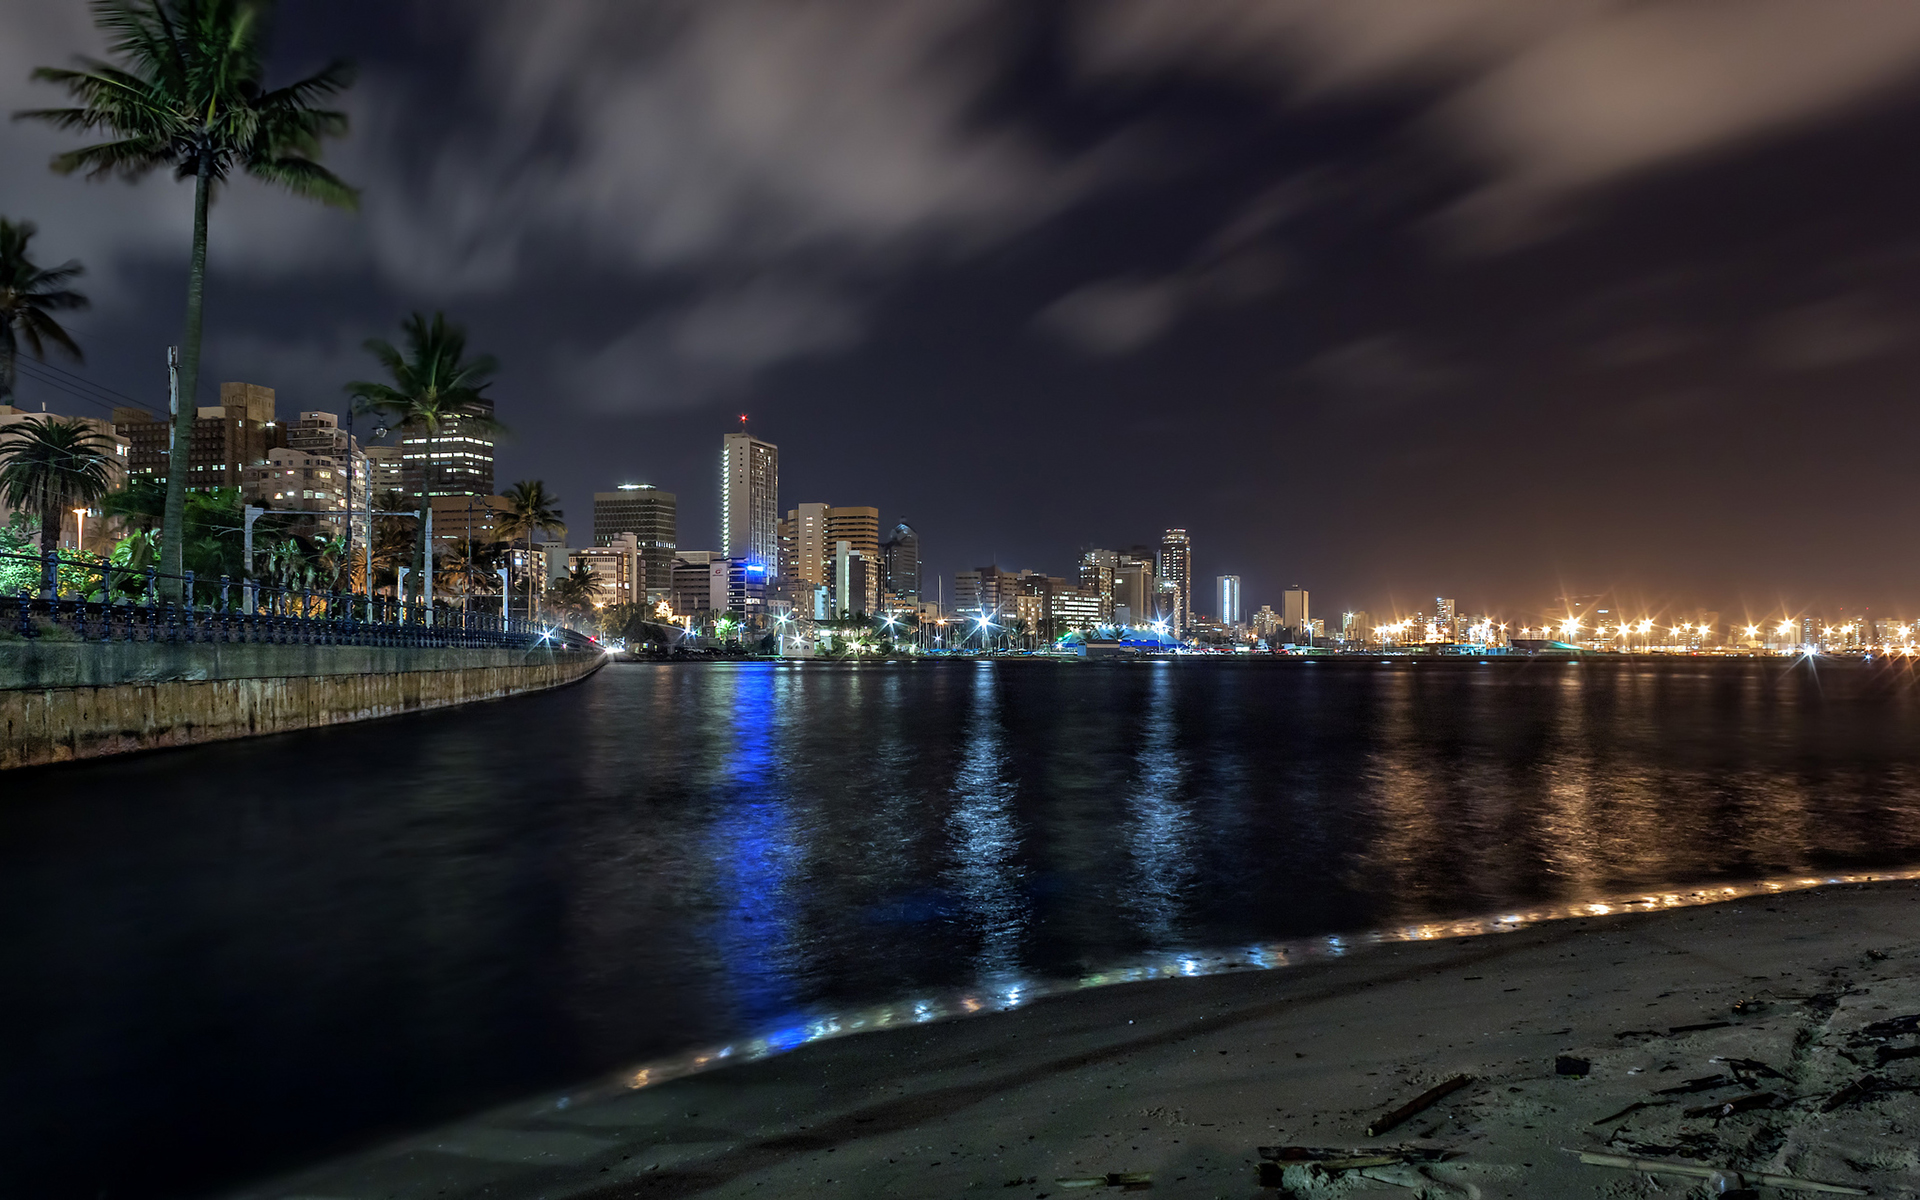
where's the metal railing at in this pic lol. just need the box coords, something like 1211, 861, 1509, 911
2, 549, 598, 653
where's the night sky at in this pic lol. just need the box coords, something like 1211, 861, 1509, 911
8, 1, 1920, 621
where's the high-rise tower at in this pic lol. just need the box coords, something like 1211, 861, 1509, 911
1159, 528, 1192, 634
721, 427, 779, 567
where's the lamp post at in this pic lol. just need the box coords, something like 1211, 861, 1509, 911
72, 507, 87, 552
242, 504, 264, 613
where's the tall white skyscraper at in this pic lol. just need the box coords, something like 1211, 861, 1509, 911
721, 429, 779, 567
1159, 528, 1191, 633
1217, 575, 1241, 625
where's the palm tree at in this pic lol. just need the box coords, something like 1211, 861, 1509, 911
21, 0, 357, 596
550, 563, 606, 617
345, 312, 501, 597
495, 480, 565, 621
0, 415, 117, 553
0, 218, 89, 404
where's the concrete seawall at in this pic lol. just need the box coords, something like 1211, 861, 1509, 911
0, 641, 605, 770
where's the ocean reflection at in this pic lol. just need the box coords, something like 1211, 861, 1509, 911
14, 658, 1920, 1197
706, 665, 802, 1027
1123, 664, 1193, 941
946, 664, 1027, 981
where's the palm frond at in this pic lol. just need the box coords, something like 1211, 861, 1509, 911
245, 155, 358, 208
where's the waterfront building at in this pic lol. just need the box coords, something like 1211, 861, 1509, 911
712, 556, 770, 620
1218, 575, 1241, 626
881, 521, 921, 604
1252, 605, 1279, 641
1283, 586, 1310, 639
1159, 528, 1191, 633
1051, 587, 1107, 634
429, 494, 511, 554
570, 534, 640, 607
1343, 610, 1374, 644
721, 429, 779, 568
1078, 549, 1117, 621
955, 565, 1020, 624
832, 540, 870, 618
114, 381, 279, 491
780, 502, 830, 590
670, 554, 718, 616
0, 404, 130, 549
826, 506, 880, 614
594, 484, 677, 598
1436, 597, 1457, 642
1113, 559, 1159, 627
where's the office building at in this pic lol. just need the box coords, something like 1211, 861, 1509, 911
1159, 528, 1191, 634
0, 404, 129, 549
881, 521, 921, 605
1343, 610, 1374, 644
361, 445, 407, 499
1113, 558, 1159, 627
721, 429, 779, 568
712, 557, 770, 620
826, 506, 879, 614
1252, 605, 1280, 641
399, 398, 495, 498
670, 555, 717, 616
1079, 549, 1117, 621
114, 381, 279, 490
594, 484, 677, 597
832, 540, 870, 619
1282, 586, 1310, 638
243, 448, 348, 519
1217, 575, 1241, 626
780, 502, 830, 588
570, 534, 640, 607
954, 565, 1020, 622
432, 493, 513, 552
1436, 596, 1458, 642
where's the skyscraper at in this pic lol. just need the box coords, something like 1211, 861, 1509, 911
1217, 575, 1241, 625
1159, 528, 1192, 634
721, 429, 779, 567
1283, 586, 1310, 639
595, 484, 678, 598
401, 396, 495, 497
826, 506, 879, 613
881, 521, 921, 605
1436, 596, 1458, 642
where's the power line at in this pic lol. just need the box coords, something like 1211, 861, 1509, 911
18, 355, 150, 408
11, 360, 126, 417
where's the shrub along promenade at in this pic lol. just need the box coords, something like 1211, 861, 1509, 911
0, 556, 603, 770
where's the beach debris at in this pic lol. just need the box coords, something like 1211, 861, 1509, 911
1820, 1075, 1881, 1113
1857, 1012, 1920, 1039
1052, 1173, 1151, 1190
1591, 1099, 1666, 1125
1366, 1074, 1473, 1137
1256, 1145, 1449, 1166
1572, 1150, 1868, 1194
1555, 1055, 1591, 1076
1718, 1056, 1785, 1080
1669, 1020, 1734, 1034
1874, 1044, 1920, 1066
1683, 1091, 1779, 1119
1655, 1074, 1739, 1095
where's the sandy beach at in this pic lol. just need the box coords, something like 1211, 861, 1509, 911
237, 880, 1920, 1199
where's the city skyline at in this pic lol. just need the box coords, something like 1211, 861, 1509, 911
9, 2, 1920, 614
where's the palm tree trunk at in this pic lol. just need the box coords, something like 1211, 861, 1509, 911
159, 158, 211, 601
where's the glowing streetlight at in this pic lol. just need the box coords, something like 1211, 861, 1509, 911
72, 506, 87, 551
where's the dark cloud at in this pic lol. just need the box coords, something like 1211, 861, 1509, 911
8, 0, 1920, 614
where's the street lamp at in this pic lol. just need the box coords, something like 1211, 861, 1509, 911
72, 506, 87, 551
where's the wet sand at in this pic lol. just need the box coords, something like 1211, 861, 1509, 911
237, 880, 1920, 1199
